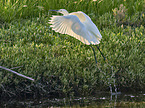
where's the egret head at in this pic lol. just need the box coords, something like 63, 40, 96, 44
49, 9, 69, 16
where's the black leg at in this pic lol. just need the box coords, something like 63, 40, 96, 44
96, 45, 106, 61
90, 46, 97, 64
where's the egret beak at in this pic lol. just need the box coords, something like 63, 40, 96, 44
49, 10, 58, 12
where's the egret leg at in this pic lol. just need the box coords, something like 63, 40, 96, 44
114, 79, 117, 93
90, 46, 97, 64
96, 45, 106, 61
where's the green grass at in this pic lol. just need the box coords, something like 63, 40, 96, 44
0, 0, 145, 99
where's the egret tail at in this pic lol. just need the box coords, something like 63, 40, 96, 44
90, 46, 97, 64
96, 45, 106, 61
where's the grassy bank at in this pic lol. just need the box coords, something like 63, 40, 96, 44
0, 0, 145, 99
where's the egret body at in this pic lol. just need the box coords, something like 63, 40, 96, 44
49, 9, 105, 63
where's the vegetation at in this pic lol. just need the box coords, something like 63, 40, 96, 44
0, 0, 145, 99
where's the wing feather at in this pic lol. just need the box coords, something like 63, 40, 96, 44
56, 23, 63, 32
59, 24, 65, 33
69, 12, 102, 44
79, 12, 102, 40
62, 24, 67, 34
49, 15, 90, 45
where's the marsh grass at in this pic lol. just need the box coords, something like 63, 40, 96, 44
0, 0, 145, 99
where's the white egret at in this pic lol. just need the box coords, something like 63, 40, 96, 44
49, 9, 105, 63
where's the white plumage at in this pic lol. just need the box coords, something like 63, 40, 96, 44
49, 9, 102, 45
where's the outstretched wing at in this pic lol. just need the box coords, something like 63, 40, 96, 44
49, 15, 93, 45
72, 11, 102, 41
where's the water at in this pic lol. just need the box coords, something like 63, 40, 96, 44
1, 92, 145, 107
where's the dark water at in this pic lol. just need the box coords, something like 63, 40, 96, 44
1, 92, 145, 108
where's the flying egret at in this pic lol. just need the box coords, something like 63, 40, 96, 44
49, 9, 105, 63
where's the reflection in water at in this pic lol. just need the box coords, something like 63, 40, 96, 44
1, 92, 145, 107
